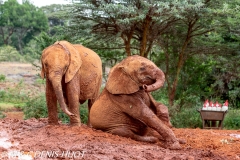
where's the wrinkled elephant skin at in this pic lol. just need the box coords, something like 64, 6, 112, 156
41, 41, 102, 125
90, 55, 181, 150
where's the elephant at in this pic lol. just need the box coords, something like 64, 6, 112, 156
90, 55, 181, 150
41, 40, 102, 125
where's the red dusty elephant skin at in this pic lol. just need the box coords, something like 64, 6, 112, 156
41, 40, 102, 125
90, 55, 181, 150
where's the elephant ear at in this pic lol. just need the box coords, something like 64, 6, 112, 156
106, 65, 139, 94
40, 48, 49, 79
55, 41, 82, 83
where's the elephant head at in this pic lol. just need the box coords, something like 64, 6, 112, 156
106, 55, 165, 94
40, 41, 82, 116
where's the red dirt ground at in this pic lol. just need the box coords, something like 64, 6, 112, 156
0, 62, 240, 160
0, 118, 240, 160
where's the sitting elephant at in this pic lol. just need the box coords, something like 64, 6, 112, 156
90, 55, 181, 149
41, 40, 102, 125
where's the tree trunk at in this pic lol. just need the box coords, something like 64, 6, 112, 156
0, 27, 15, 45
121, 27, 135, 56
168, 22, 193, 106
140, 16, 151, 57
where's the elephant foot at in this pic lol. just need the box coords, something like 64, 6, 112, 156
163, 140, 181, 150
48, 118, 59, 125
108, 127, 158, 143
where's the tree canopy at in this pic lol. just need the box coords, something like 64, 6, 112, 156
69, 1, 208, 57
0, 0, 48, 53
68, 0, 240, 107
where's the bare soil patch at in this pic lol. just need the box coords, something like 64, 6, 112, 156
0, 118, 240, 160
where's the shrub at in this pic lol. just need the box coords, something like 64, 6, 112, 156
0, 111, 6, 119
223, 110, 240, 129
23, 94, 48, 119
0, 82, 29, 104
34, 78, 46, 86
23, 94, 89, 124
0, 74, 6, 82
0, 46, 25, 62
170, 106, 202, 128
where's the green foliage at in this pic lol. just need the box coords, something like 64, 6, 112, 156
23, 93, 89, 124
223, 110, 240, 129
170, 106, 202, 128
0, 103, 17, 111
0, 46, 25, 62
34, 31, 66, 52
0, 74, 6, 82
79, 104, 89, 124
0, 0, 48, 52
58, 102, 88, 124
0, 111, 6, 119
69, 0, 207, 57
0, 81, 29, 104
152, 87, 169, 106
58, 103, 89, 124
34, 78, 46, 86
23, 94, 47, 119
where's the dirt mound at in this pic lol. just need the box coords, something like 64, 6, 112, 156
0, 118, 240, 160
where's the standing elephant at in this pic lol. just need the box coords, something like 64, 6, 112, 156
41, 40, 102, 125
90, 55, 181, 149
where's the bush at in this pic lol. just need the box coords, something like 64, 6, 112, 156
170, 106, 202, 128
23, 94, 89, 124
0, 46, 25, 62
223, 110, 240, 129
23, 94, 48, 119
151, 88, 169, 105
0, 111, 6, 119
0, 81, 29, 104
0, 74, 6, 82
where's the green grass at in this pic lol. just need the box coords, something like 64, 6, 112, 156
0, 74, 6, 82
34, 78, 45, 86
0, 103, 16, 111
0, 83, 29, 104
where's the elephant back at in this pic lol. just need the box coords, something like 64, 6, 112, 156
73, 44, 102, 101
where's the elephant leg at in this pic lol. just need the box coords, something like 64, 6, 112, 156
116, 95, 181, 150
148, 94, 172, 127
108, 127, 158, 143
144, 127, 164, 140
155, 103, 172, 128
139, 107, 181, 149
66, 77, 81, 125
87, 99, 94, 126
46, 79, 58, 124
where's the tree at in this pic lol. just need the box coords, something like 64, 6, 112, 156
0, 0, 48, 53
68, 0, 240, 107
155, 0, 240, 107
69, 0, 204, 58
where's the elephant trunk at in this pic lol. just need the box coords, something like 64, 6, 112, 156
143, 69, 165, 92
51, 78, 74, 116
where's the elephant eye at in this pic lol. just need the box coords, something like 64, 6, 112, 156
140, 67, 145, 71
